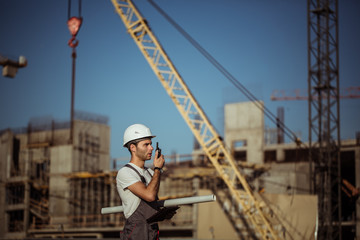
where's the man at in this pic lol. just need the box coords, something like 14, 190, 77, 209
116, 123, 175, 239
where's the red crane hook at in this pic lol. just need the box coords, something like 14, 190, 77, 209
67, 16, 82, 48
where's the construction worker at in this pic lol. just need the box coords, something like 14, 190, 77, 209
116, 123, 176, 239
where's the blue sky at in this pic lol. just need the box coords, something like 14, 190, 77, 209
1, 0, 359, 161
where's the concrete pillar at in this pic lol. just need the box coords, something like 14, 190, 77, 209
110, 178, 116, 223
49, 145, 72, 225
355, 146, 360, 240
224, 101, 264, 164
276, 148, 285, 162
192, 177, 200, 239
24, 150, 30, 235
0, 130, 13, 237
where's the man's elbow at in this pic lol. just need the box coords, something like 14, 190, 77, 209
143, 193, 157, 202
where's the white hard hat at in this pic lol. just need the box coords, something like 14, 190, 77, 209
123, 124, 155, 147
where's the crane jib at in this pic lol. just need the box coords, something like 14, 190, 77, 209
110, 0, 284, 239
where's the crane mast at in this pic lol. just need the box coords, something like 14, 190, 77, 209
110, 0, 283, 238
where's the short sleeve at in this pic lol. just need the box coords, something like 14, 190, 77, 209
116, 167, 142, 190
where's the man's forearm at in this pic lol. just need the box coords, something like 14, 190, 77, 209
146, 170, 161, 200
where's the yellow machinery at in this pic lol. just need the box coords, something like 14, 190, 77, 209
110, 0, 284, 238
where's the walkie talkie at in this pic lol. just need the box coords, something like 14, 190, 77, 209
156, 142, 161, 158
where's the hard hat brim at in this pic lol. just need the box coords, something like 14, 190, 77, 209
123, 135, 156, 147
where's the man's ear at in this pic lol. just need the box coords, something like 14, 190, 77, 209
130, 143, 136, 153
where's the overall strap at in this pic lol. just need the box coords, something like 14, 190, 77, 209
125, 164, 150, 184
125, 164, 159, 201
146, 169, 153, 177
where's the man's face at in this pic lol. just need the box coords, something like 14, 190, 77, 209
134, 139, 154, 161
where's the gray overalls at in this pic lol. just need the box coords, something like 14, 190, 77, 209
120, 164, 160, 240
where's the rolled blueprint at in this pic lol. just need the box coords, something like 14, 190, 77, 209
101, 194, 216, 214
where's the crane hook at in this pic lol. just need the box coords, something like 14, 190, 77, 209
67, 16, 82, 48
68, 36, 79, 48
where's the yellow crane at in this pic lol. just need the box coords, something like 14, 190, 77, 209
110, 0, 285, 238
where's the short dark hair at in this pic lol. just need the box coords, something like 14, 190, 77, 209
126, 140, 138, 153
126, 137, 151, 153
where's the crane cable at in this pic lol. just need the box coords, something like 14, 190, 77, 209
68, 0, 82, 20
147, 0, 302, 146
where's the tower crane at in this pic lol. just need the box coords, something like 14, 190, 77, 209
270, 86, 360, 101
110, 0, 287, 239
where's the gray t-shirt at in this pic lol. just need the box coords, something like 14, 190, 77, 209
116, 163, 154, 219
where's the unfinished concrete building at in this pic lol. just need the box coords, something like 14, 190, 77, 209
0, 112, 111, 239
0, 103, 359, 239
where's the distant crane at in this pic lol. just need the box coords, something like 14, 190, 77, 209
270, 86, 360, 101
0, 54, 27, 78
